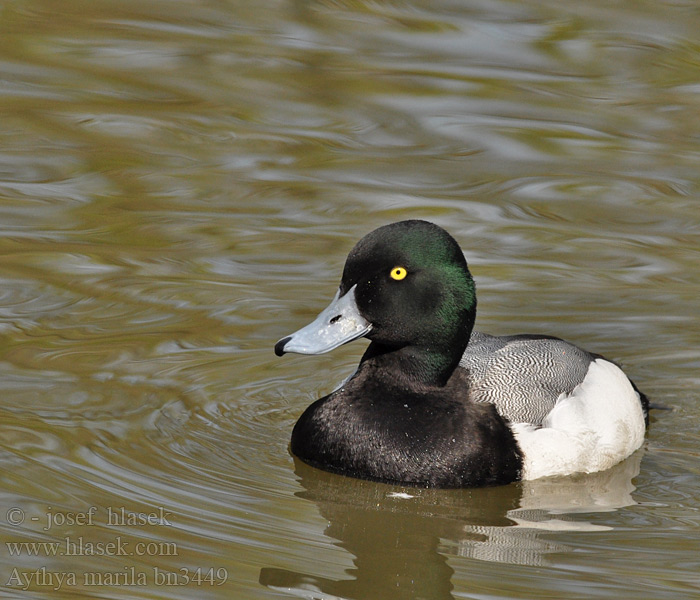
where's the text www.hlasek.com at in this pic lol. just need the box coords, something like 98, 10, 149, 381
6, 536, 176, 557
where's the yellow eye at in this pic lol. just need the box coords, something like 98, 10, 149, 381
390, 266, 407, 281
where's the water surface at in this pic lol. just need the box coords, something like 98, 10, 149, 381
0, 1, 699, 598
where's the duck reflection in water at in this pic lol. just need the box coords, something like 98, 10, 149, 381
260, 451, 643, 600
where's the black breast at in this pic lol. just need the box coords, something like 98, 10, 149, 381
290, 369, 523, 488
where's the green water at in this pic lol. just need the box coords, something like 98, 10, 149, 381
0, 1, 699, 598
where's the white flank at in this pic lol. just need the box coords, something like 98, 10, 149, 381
511, 358, 646, 480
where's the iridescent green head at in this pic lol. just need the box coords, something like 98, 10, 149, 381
276, 220, 476, 385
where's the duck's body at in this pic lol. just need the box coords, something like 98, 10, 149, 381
276, 220, 648, 488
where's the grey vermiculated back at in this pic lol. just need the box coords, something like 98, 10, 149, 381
460, 331, 594, 425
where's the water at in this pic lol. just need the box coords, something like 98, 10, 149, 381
0, 0, 699, 598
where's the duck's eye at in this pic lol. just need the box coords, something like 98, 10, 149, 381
390, 266, 408, 281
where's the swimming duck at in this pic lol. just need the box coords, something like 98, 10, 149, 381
275, 220, 648, 488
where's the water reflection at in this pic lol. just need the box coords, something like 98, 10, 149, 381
261, 452, 642, 599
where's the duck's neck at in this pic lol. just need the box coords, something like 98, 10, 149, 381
360, 298, 476, 388
360, 340, 467, 388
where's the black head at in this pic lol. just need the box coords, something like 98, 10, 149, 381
275, 220, 477, 385
340, 220, 476, 383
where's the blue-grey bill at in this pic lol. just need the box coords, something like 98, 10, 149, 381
275, 285, 371, 356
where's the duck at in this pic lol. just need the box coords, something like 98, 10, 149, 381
275, 220, 649, 488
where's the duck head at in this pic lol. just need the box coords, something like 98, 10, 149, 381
275, 220, 477, 385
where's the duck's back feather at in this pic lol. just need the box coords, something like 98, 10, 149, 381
460, 331, 594, 424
